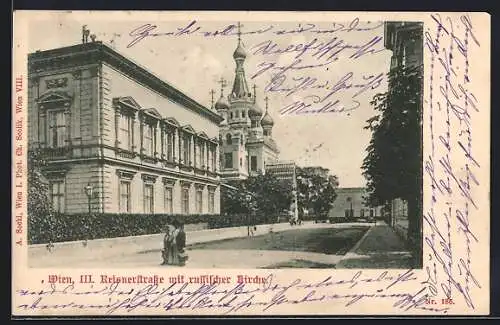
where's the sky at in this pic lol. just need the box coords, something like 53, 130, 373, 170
27, 14, 393, 188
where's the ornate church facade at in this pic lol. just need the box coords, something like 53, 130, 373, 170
214, 24, 280, 181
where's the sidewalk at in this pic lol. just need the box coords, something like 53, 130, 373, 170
28, 221, 367, 268
335, 222, 412, 269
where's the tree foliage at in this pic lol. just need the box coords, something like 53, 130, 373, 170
296, 167, 339, 218
362, 63, 423, 266
27, 149, 56, 242
220, 172, 292, 221
362, 64, 422, 205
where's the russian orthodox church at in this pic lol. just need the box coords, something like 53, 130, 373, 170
213, 23, 280, 181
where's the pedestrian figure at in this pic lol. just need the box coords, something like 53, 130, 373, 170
166, 220, 181, 265
176, 222, 188, 266
161, 222, 174, 265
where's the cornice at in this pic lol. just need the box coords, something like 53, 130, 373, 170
28, 42, 224, 124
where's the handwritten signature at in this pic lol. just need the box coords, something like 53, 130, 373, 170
16, 270, 450, 314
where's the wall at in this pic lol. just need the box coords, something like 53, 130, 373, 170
329, 188, 382, 219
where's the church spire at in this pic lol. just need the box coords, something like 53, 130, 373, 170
231, 22, 251, 100
261, 95, 274, 129
214, 77, 229, 111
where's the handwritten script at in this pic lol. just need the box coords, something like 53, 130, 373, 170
423, 13, 482, 310
125, 18, 387, 115
16, 270, 451, 315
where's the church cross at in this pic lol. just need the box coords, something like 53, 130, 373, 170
237, 22, 242, 43
210, 89, 216, 107
218, 77, 227, 96
264, 96, 270, 111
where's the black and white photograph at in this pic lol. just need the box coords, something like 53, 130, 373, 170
12, 10, 491, 316
24, 17, 423, 269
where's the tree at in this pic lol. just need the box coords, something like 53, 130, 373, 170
220, 173, 292, 223
296, 167, 339, 219
27, 148, 55, 244
245, 172, 292, 222
362, 63, 423, 267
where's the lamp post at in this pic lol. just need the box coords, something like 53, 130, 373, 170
83, 183, 93, 247
84, 183, 93, 214
246, 193, 253, 237
346, 197, 353, 219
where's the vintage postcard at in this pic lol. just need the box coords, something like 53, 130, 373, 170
12, 11, 490, 316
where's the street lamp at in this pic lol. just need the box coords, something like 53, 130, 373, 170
245, 194, 253, 236
346, 197, 353, 219
83, 183, 94, 247
84, 183, 93, 214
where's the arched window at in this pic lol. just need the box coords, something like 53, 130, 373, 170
230, 112, 234, 119
242, 110, 246, 118
226, 134, 232, 145
235, 111, 240, 118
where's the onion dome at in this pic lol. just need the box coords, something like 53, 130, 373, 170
214, 96, 230, 111
249, 102, 263, 118
233, 43, 247, 60
261, 111, 274, 127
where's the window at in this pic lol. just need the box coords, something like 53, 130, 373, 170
360, 209, 365, 218
200, 143, 205, 167
183, 135, 190, 164
119, 181, 131, 213
235, 111, 240, 118
50, 180, 65, 212
208, 191, 215, 213
143, 124, 154, 156
195, 189, 203, 214
143, 184, 154, 213
242, 110, 246, 118
164, 187, 173, 214
230, 112, 234, 119
251, 156, 257, 171
226, 134, 232, 145
119, 113, 132, 150
345, 209, 350, 218
166, 131, 174, 161
224, 152, 233, 169
211, 146, 217, 171
195, 140, 201, 167
48, 111, 66, 148
240, 157, 243, 167
264, 130, 269, 136
181, 187, 190, 214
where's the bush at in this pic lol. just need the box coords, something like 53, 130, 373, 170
28, 213, 220, 245
206, 213, 279, 230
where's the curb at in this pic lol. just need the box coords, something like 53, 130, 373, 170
336, 222, 376, 265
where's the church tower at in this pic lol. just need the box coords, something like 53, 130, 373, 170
219, 22, 279, 181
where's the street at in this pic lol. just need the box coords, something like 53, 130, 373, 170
28, 221, 411, 269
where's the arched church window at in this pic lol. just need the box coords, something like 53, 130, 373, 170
242, 110, 246, 118
235, 111, 240, 118
226, 134, 232, 145
230, 112, 234, 119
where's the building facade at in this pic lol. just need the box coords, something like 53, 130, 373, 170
28, 39, 223, 216
214, 24, 280, 181
329, 188, 383, 220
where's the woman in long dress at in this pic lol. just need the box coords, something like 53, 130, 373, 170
161, 223, 173, 265
167, 221, 180, 265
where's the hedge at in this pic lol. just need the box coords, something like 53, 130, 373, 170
28, 212, 284, 245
